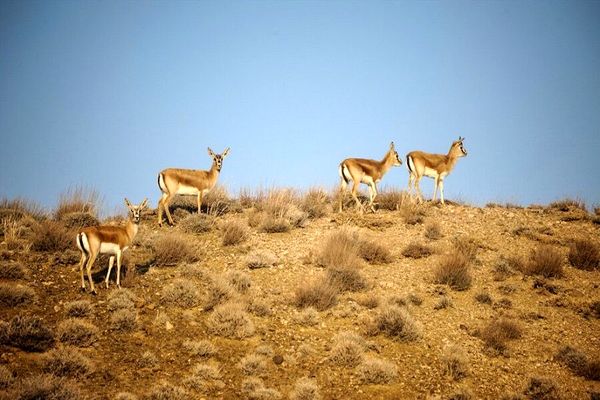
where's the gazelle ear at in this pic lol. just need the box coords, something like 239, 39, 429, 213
139, 198, 149, 209
458, 136, 464, 142
207, 147, 215, 157
390, 142, 395, 149
124, 198, 132, 208
222, 147, 230, 158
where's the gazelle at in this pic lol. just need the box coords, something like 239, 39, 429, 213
406, 136, 467, 204
157, 147, 230, 226
76, 198, 148, 294
338, 142, 402, 212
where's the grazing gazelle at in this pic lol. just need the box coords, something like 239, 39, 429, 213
157, 147, 230, 226
406, 136, 467, 204
76, 198, 148, 294
339, 142, 402, 213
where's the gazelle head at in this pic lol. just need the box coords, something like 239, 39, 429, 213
388, 142, 403, 166
451, 137, 468, 157
125, 198, 149, 224
208, 147, 230, 172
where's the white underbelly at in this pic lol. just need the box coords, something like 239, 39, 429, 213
176, 185, 201, 195
361, 176, 375, 184
423, 167, 439, 179
100, 243, 126, 255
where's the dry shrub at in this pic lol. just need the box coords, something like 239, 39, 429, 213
358, 238, 393, 264
555, 346, 600, 381
568, 239, 600, 271
0, 365, 13, 389
203, 276, 234, 311
523, 376, 559, 400
326, 264, 368, 292
239, 354, 268, 376
64, 300, 92, 318
434, 296, 452, 310
0, 197, 46, 221
452, 236, 478, 261
402, 242, 433, 259
1, 218, 32, 251
203, 185, 239, 216
475, 292, 493, 305
183, 339, 216, 358
161, 279, 200, 308
296, 307, 319, 326
479, 318, 522, 355
221, 219, 249, 246
376, 189, 412, 211
190, 362, 221, 380
60, 212, 99, 229
41, 346, 93, 377
241, 377, 282, 400
329, 332, 366, 366
289, 377, 320, 400
1, 315, 54, 352
107, 288, 136, 311
494, 257, 517, 281
110, 308, 137, 332
0, 283, 35, 306
424, 222, 442, 240
356, 356, 397, 384
400, 204, 426, 225
115, 393, 138, 400
300, 188, 331, 219
357, 293, 379, 309
179, 214, 214, 234
407, 293, 423, 306
449, 389, 473, 400
57, 318, 97, 347
525, 245, 564, 278
144, 382, 188, 400
434, 252, 472, 291
153, 234, 199, 266
228, 270, 252, 293
246, 250, 279, 269
366, 305, 421, 342
548, 198, 586, 212
30, 220, 72, 252
13, 374, 81, 400
247, 297, 272, 317
294, 279, 339, 311
207, 302, 255, 338
138, 351, 158, 368
315, 228, 363, 268
442, 344, 468, 380
259, 215, 292, 233
54, 186, 101, 220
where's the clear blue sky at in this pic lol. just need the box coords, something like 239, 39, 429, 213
1, 0, 599, 212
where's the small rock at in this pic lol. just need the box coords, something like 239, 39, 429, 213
165, 321, 173, 331
272, 354, 284, 365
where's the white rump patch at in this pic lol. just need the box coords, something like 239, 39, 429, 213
78, 233, 90, 253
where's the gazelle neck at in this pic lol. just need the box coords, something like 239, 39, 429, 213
209, 160, 221, 175
379, 150, 396, 173
125, 219, 140, 242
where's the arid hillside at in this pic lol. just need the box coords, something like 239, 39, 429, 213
0, 189, 599, 400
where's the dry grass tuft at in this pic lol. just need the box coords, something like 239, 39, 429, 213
296, 307, 319, 326
57, 318, 98, 347
221, 219, 250, 246
0, 365, 14, 389
294, 278, 339, 311
357, 293, 380, 309
137, 351, 158, 368
358, 238, 393, 264
54, 186, 101, 220
0, 261, 27, 280
228, 270, 252, 293
0, 283, 35, 307
442, 344, 468, 380
300, 188, 331, 219
144, 382, 188, 400
433, 252, 472, 291
241, 377, 282, 400
239, 354, 268, 376
329, 331, 366, 367
0, 197, 46, 221
434, 296, 453, 310
525, 245, 564, 278
479, 318, 522, 355
376, 189, 412, 211
1, 315, 55, 352
110, 309, 138, 332
246, 250, 279, 269
41, 346, 93, 377
207, 302, 255, 339
179, 214, 215, 234
161, 279, 201, 308
548, 198, 586, 212
60, 212, 99, 229
326, 264, 368, 292
247, 297, 273, 317
402, 242, 433, 259
153, 234, 200, 266
203, 276, 234, 312
366, 305, 421, 342
424, 222, 443, 240
64, 300, 92, 318
523, 376, 560, 400
115, 392, 139, 400
568, 239, 600, 271
259, 215, 292, 233
13, 374, 81, 400
107, 289, 136, 311
475, 292, 493, 305
289, 377, 321, 400
30, 220, 72, 252
452, 236, 478, 261
555, 346, 600, 381
356, 356, 398, 384
183, 339, 216, 358
315, 228, 363, 268
494, 257, 518, 281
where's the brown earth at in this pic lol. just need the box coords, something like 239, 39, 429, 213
1, 200, 599, 399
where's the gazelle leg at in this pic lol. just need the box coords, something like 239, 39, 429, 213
432, 177, 439, 203
163, 194, 175, 226
439, 179, 445, 205
415, 177, 424, 203
351, 180, 363, 213
339, 177, 347, 212
197, 191, 203, 214
157, 194, 167, 226
105, 256, 115, 288
369, 182, 378, 212
86, 251, 99, 294
408, 173, 414, 195
79, 252, 88, 291
116, 250, 123, 288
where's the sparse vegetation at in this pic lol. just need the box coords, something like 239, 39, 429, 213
64, 300, 92, 318
221, 219, 250, 245
479, 318, 522, 355
525, 245, 564, 278
30, 220, 72, 252
183, 339, 216, 358
475, 292, 493, 305
153, 234, 200, 265
144, 382, 188, 400
41, 346, 93, 377
246, 249, 279, 269
0, 315, 54, 352
401, 242, 433, 258
110, 308, 138, 332
356, 356, 397, 384
203, 276, 234, 311
0, 283, 35, 306
326, 264, 368, 292
366, 305, 421, 342
433, 252, 472, 291
424, 222, 442, 240
239, 354, 268, 376
57, 318, 98, 347
548, 198, 586, 212
13, 374, 81, 400
161, 279, 201, 307
523, 376, 559, 400
54, 186, 101, 220
207, 302, 255, 339
300, 187, 331, 218
228, 270, 252, 293
294, 278, 339, 311
289, 377, 321, 400
442, 344, 468, 380
0, 261, 26, 280
434, 295, 452, 310
555, 345, 600, 381
329, 331, 365, 367
568, 239, 600, 271
179, 214, 214, 234
376, 189, 411, 211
